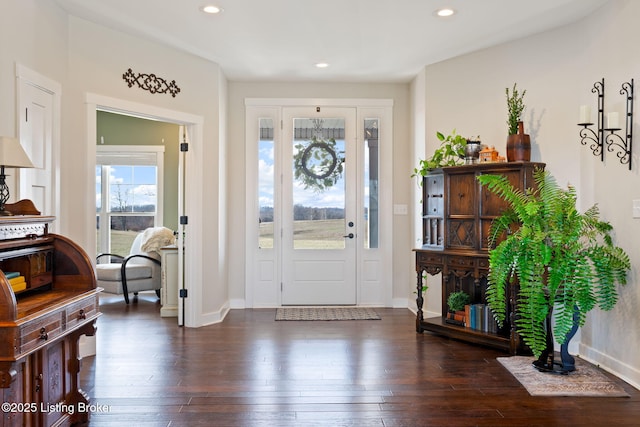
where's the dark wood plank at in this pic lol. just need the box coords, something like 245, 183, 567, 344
79, 293, 640, 426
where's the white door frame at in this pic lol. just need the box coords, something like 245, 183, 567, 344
85, 94, 204, 327
244, 98, 394, 307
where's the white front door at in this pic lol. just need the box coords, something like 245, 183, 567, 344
281, 107, 357, 305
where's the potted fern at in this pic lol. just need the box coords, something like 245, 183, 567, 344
477, 169, 630, 373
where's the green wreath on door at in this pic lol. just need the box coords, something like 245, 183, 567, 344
293, 136, 344, 193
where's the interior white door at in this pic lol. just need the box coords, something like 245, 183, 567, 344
18, 80, 55, 216
281, 107, 357, 305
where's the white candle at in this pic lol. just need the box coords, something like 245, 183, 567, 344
607, 112, 620, 129
579, 105, 591, 124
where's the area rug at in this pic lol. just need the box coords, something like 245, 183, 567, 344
275, 307, 381, 321
497, 356, 629, 397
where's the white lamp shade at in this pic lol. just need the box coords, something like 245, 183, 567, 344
0, 137, 34, 168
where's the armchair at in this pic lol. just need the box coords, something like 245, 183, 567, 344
96, 227, 175, 304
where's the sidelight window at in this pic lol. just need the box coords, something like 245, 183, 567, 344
364, 118, 379, 249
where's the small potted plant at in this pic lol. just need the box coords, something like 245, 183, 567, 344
505, 83, 530, 161
506, 83, 526, 135
413, 129, 467, 178
446, 291, 471, 326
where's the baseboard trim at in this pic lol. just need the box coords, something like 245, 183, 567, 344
393, 297, 409, 308
579, 343, 640, 390
229, 298, 246, 309
198, 301, 231, 327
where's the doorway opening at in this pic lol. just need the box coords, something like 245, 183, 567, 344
85, 94, 204, 327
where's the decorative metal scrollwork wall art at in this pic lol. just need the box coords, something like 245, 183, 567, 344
578, 79, 605, 161
606, 79, 634, 169
578, 78, 634, 170
122, 68, 181, 97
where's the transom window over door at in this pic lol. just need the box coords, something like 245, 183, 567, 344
96, 146, 164, 256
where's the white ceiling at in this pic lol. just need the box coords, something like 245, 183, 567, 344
54, 0, 607, 83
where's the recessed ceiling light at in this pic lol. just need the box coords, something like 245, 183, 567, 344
315, 62, 330, 69
435, 8, 456, 17
202, 5, 223, 14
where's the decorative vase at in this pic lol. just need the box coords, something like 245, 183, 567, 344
464, 141, 482, 164
506, 121, 531, 162
533, 306, 579, 374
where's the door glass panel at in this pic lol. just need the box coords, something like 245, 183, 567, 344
364, 119, 379, 249
258, 118, 275, 249
292, 118, 345, 250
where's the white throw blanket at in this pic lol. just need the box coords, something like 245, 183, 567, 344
140, 227, 176, 253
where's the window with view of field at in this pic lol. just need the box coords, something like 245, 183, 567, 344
258, 118, 275, 249
257, 117, 381, 251
364, 118, 379, 249
96, 147, 164, 256
291, 117, 346, 250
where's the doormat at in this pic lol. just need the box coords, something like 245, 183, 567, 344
275, 307, 381, 321
497, 356, 629, 397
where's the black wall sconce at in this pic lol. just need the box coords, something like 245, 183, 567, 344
578, 78, 634, 170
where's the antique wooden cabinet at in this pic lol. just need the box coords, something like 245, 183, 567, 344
0, 202, 100, 427
415, 162, 544, 354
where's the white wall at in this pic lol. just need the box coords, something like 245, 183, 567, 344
417, 0, 639, 387
0, 0, 67, 200
65, 16, 227, 321
2, 0, 229, 324
226, 83, 413, 307
409, 70, 433, 314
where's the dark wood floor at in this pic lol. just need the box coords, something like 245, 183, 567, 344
79, 293, 640, 426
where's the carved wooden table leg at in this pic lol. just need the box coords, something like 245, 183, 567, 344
416, 270, 424, 333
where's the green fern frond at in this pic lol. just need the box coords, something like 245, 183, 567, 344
477, 168, 630, 358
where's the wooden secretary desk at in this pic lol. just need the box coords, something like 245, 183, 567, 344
0, 201, 100, 427
414, 162, 544, 354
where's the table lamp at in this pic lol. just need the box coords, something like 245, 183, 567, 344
0, 137, 34, 216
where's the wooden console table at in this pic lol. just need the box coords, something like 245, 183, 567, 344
415, 162, 544, 355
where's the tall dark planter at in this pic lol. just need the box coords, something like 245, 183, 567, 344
506, 121, 531, 162
532, 306, 580, 374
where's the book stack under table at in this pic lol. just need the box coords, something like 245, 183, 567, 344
446, 304, 499, 333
